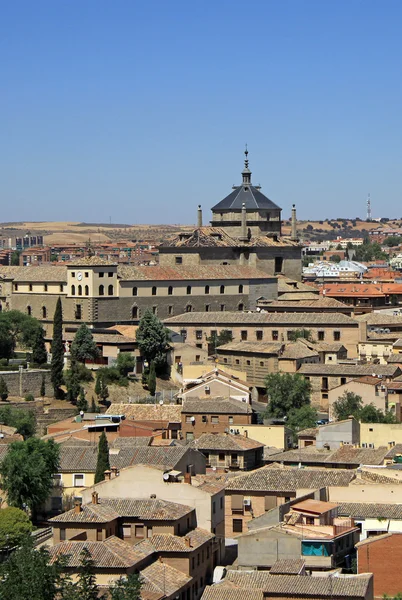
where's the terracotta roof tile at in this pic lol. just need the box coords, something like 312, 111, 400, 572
165, 312, 357, 326
118, 264, 269, 281
337, 502, 402, 519
140, 561, 191, 597
269, 559, 305, 574
107, 404, 182, 422
192, 433, 264, 452
182, 398, 252, 415
226, 466, 356, 491
49, 536, 152, 568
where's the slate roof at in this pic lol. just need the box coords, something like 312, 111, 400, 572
182, 398, 252, 415
337, 502, 402, 520
106, 404, 182, 422
192, 433, 264, 452
49, 536, 152, 568
223, 570, 373, 597
266, 446, 390, 466
269, 558, 306, 574
226, 466, 356, 491
58, 445, 190, 472
211, 184, 281, 212
164, 312, 357, 326
140, 561, 191, 597
49, 498, 193, 523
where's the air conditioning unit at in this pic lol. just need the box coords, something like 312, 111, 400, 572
229, 428, 236, 434
190, 416, 195, 423
205, 386, 210, 392
243, 499, 251, 507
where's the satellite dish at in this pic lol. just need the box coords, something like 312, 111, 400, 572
163, 473, 170, 481
159, 400, 164, 405
80, 411, 84, 416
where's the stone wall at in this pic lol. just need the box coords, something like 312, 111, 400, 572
0, 369, 52, 398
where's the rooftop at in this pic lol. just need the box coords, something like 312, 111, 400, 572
118, 264, 270, 281
266, 445, 390, 466
297, 363, 400, 376
164, 312, 357, 326
226, 466, 356, 491
49, 536, 152, 568
106, 404, 182, 422
337, 502, 402, 520
137, 528, 214, 553
269, 559, 306, 575
182, 398, 252, 415
192, 432, 264, 452
140, 561, 191, 598
291, 499, 339, 514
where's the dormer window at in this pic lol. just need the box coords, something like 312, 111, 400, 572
244, 187, 249, 191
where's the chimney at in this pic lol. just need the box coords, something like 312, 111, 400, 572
359, 321, 367, 343
244, 430, 248, 438
111, 466, 119, 478
184, 472, 192, 485
184, 536, 192, 548
239, 202, 248, 242
104, 470, 112, 480
197, 205, 203, 228
74, 500, 82, 514
92, 491, 99, 505
291, 204, 297, 241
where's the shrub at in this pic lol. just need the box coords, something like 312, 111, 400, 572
24, 394, 34, 402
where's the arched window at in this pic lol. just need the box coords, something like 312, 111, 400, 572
132, 287, 137, 296
239, 284, 244, 294
78, 285, 82, 296
99, 285, 104, 296
85, 285, 89, 296
152, 286, 157, 296
238, 303, 244, 312
220, 285, 225, 294
168, 286, 173, 296
108, 285, 113, 296
187, 285, 192, 295
205, 285, 210, 295
132, 306, 138, 319
27, 306, 32, 316
186, 304, 192, 313
42, 306, 47, 318
71, 285, 76, 296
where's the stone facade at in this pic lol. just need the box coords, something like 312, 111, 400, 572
0, 369, 52, 398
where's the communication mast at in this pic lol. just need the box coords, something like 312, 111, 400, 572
366, 193, 372, 221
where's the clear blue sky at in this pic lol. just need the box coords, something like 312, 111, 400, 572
1, 0, 402, 224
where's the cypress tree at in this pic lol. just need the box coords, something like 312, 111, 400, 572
50, 298, 64, 398
0, 377, 9, 401
31, 327, 47, 365
77, 387, 88, 413
94, 431, 110, 483
148, 360, 156, 397
40, 374, 46, 398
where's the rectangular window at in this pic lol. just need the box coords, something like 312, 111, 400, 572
186, 416, 194, 423
232, 519, 243, 533
235, 359, 240, 365
274, 257, 283, 273
256, 330, 263, 341
211, 416, 219, 424
135, 525, 144, 538
122, 526, 131, 538
14, 284, 18, 291
60, 528, 66, 541
108, 272, 113, 277
75, 305, 82, 320
272, 330, 279, 341
241, 330, 247, 341
246, 360, 251, 366
195, 355, 200, 362
218, 453, 225, 461
220, 304, 225, 311
44, 284, 48, 292
73, 474, 84, 487
287, 331, 293, 341
97, 529, 103, 541
196, 330, 203, 340
85, 272, 89, 277
205, 304, 210, 312
180, 329, 187, 340
334, 331, 341, 341
340, 377, 347, 385
202, 415, 207, 423
229, 416, 233, 424
168, 306, 173, 315
318, 331, 325, 341
175, 256, 183, 264
29, 284, 33, 291
213, 501, 216, 514
99, 272, 104, 277
259, 361, 264, 367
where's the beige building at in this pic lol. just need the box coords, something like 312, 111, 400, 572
179, 368, 251, 403
235, 424, 292, 450
359, 423, 402, 447
164, 311, 362, 359
328, 376, 401, 421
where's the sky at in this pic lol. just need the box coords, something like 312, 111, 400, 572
1, 0, 402, 224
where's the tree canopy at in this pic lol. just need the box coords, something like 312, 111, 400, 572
265, 373, 312, 418
94, 431, 110, 484
286, 405, 318, 434
0, 406, 36, 439
0, 438, 59, 514
332, 391, 395, 423
206, 329, 233, 353
0, 311, 46, 361
71, 325, 99, 364
0, 507, 32, 550
135, 310, 170, 367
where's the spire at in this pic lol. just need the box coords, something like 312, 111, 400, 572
242, 145, 251, 185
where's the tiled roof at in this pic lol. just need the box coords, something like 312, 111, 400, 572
0, 265, 67, 282
358, 469, 402, 485
164, 312, 357, 326
182, 398, 252, 415
226, 466, 356, 491
266, 298, 349, 309
49, 536, 152, 568
110, 437, 153, 448
217, 341, 283, 354
222, 571, 372, 597
337, 502, 402, 519
277, 277, 318, 294
118, 264, 269, 281
277, 292, 321, 301
58, 445, 189, 472
201, 587, 264, 600
162, 227, 298, 249
267, 446, 390, 466
138, 528, 214, 553
269, 558, 305, 574
279, 342, 319, 360
263, 447, 283, 459
49, 497, 193, 523
106, 404, 182, 422
298, 363, 400, 376
297, 428, 317, 438
192, 433, 264, 452
68, 256, 117, 266
355, 532, 394, 547
140, 561, 191, 597
356, 312, 402, 325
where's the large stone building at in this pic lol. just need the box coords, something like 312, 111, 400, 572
0, 258, 276, 334
159, 150, 302, 280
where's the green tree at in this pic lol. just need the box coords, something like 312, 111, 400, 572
51, 298, 64, 398
0, 438, 59, 515
0, 377, 9, 401
0, 539, 69, 600
206, 329, 234, 354
0, 406, 36, 439
329, 254, 341, 263
359, 404, 384, 423
31, 326, 47, 365
332, 391, 362, 421
90, 396, 99, 413
94, 431, 110, 484
10, 251, 20, 266
71, 324, 99, 364
74, 548, 99, 600
0, 322, 13, 360
136, 310, 170, 368
116, 352, 135, 376
40, 374, 46, 398
286, 405, 318, 434
148, 360, 156, 396
287, 329, 313, 342
0, 507, 32, 550
264, 373, 312, 418
65, 360, 81, 403
77, 387, 88, 413
95, 371, 109, 402
109, 573, 142, 600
